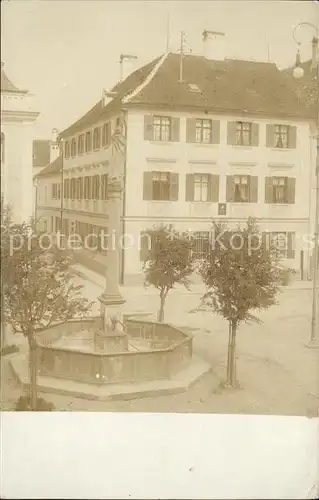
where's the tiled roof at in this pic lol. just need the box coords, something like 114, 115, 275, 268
60, 56, 162, 137
128, 53, 313, 118
34, 155, 62, 179
60, 52, 314, 138
33, 140, 51, 168
1, 63, 26, 93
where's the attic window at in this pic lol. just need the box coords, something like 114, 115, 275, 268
188, 84, 201, 93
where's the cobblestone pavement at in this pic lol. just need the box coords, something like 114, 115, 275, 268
1, 274, 318, 415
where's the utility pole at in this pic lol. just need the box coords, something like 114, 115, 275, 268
292, 23, 319, 348
59, 138, 64, 234
166, 12, 171, 52
179, 31, 186, 83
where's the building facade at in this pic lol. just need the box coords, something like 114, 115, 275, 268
1, 62, 39, 223
36, 40, 316, 284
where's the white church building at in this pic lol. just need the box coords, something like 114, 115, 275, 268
1, 62, 39, 223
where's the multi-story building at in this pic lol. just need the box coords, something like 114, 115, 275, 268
1, 61, 39, 223
36, 32, 316, 284
32, 129, 60, 219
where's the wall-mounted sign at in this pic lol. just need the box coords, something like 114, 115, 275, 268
218, 203, 227, 216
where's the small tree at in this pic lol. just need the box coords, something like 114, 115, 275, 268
199, 218, 281, 387
1, 216, 92, 410
143, 226, 194, 322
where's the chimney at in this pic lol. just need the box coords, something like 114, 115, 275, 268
119, 54, 138, 81
202, 30, 225, 60
50, 128, 59, 163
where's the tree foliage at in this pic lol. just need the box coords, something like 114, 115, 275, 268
199, 218, 281, 386
1, 210, 92, 408
143, 226, 194, 321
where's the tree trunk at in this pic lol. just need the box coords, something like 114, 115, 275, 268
226, 319, 237, 387
157, 292, 166, 322
28, 333, 38, 410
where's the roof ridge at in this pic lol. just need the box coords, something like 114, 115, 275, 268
122, 52, 169, 104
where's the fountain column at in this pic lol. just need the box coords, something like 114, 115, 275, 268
97, 177, 127, 353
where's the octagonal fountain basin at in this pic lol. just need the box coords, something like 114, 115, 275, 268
35, 316, 193, 385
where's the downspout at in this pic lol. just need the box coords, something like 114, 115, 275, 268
60, 139, 64, 232
120, 109, 128, 285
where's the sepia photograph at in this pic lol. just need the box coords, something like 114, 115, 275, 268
1, 0, 318, 496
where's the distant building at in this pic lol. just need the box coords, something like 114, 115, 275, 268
1, 61, 39, 223
33, 128, 60, 177
36, 32, 317, 283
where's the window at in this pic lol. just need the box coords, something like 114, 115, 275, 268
272, 177, 288, 204
102, 123, 110, 147
71, 138, 77, 157
101, 174, 108, 200
274, 125, 289, 148
152, 171, 170, 200
64, 141, 70, 159
93, 127, 101, 149
84, 176, 91, 199
52, 183, 61, 200
85, 131, 92, 152
76, 178, 83, 199
64, 179, 70, 199
188, 83, 201, 93
153, 116, 171, 142
192, 231, 210, 258
55, 217, 61, 232
271, 232, 295, 259
271, 232, 288, 258
234, 175, 250, 202
70, 178, 76, 199
78, 134, 84, 155
1, 132, 5, 163
92, 175, 100, 200
195, 119, 212, 144
235, 121, 252, 146
194, 174, 209, 202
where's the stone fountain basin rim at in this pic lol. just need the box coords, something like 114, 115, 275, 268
34, 316, 193, 356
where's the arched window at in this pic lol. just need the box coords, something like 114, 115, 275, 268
0, 132, 4, 163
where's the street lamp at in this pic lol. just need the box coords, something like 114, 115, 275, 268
293, 22, 319, 348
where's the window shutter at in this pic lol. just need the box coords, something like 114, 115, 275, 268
51, 185, 55, 198
226, 175, 234, 202
171, 117, 180, 142
143, 171, 153, 200
208, 174, 220, 202
140, 232, 149, 262
88, 177, 92, 200
266, 124, 274, 148
169, 173, 179, 201
249, 176, 258, 203
227, 122, 236, 145
262, 231, 271, 251
287, 232, 295, 259
186, 118, 197, 143
251, 123, 259, 146
287, 177, 296, 204
211, 120, 220, 144
185, 174, 194, 201
288, 126, 297, 149
107, 123, 112, 146
144, 115, 153, 141
264, 177, 273, 203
